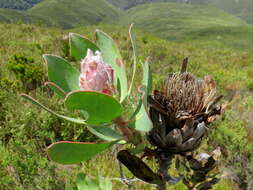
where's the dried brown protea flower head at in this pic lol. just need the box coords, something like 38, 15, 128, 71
148, 59, 222, 154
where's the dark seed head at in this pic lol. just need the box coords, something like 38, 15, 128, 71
148, 61, 222, 153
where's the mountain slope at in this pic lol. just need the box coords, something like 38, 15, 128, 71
126, 3, 248, 40
107, 0, 178, 9
0, 0, 42, 10
0, 8, 48, 24
26, 0, 125, 28
207, 0, 253, 24
0, 8, 27, 23
107, 0, 219, 10
0, 0, 126, 29
107, 0, 253, 25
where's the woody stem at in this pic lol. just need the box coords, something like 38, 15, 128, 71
157, 153, 173, 190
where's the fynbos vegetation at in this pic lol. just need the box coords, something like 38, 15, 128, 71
0, 1, 253, 187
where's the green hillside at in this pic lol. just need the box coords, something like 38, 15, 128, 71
1, 0, 253, 26
0, 8, 27, 23
107, 0, 130, 9
107, 0, 253, 25
0, 0, 252, 31
0, 0, 126, 28
106, 0, 176, 9
126, 3, 249, 42
207, 0, 253, 24
0, 8, 48, 25
106, 0, 210, 10
0, 0, 29, 10
0, 0, 42, 10
26, 0, 126, 28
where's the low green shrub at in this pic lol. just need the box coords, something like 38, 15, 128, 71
6, 54, 45, 91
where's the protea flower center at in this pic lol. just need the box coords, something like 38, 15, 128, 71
79, 49, 114, 95
148, 71, 222, 153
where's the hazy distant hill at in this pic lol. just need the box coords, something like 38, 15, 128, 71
107, 0, 176, 9
207, 0, 253, 24
126, 2, 248, 40
107, 0, 215, 10
0, 0, 42, 10
0, 0, 252, 30
0, 0, 126, 28
107, 0, 253, 24
26, 0, 125, 28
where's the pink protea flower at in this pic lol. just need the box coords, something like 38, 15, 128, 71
79, 49, 114, 95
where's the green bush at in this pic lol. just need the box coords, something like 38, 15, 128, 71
6, 54, 45, 91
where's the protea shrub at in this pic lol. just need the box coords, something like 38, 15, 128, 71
20, 26, 224, 190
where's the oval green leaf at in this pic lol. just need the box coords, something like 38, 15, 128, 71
48, 141, 114, 164
134, 103, 153, 132
133, 86, 153, 132
44, 55, 80, 93
96, 30, 128, 102
87, 126, 123, 141
65, 91, 123, 125
70, 33, 99, 61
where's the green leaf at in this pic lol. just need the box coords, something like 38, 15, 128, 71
87, 126, 123, 141
21, 94, 87, 124
76, 173, 99, 190
129, 60, 152, 120
134, 102, 153, 132
69, 33, 99, 61
129, 96, 142, 120
142, 60, 152, 98
132, 60, 153, 132
128, 24, 138, 96
48, 141, 114, 164
65, 91, 123, 125
44, 55, 80, 93
96, 30, 128, 102
133, 87, 153, 132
